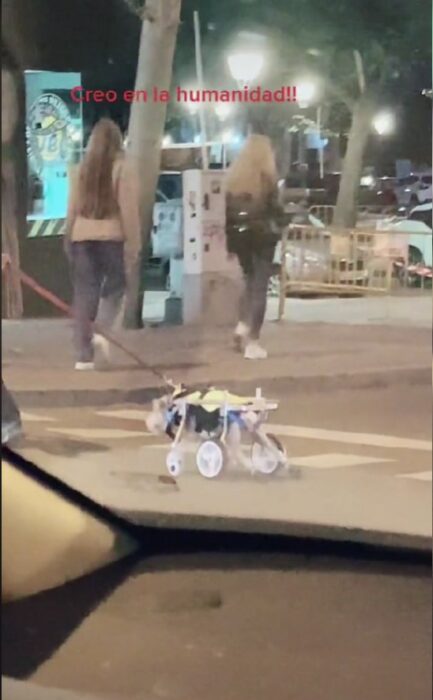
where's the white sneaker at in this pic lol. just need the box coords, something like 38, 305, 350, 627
92, 333, 110, 363
244, 342, 268, 360
74, 362, 95, 371
233, 322, 250, 352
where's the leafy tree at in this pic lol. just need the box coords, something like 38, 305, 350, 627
177, 0, 431, 226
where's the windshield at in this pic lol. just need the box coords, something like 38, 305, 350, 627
2, 2, 432, 699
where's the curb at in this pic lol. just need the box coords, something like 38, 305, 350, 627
11, 366, 431, 409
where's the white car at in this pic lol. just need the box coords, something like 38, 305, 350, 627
394, 173, 432, 207
376, 203, 432, 266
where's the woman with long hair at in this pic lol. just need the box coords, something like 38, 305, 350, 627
65, 118, 140, 370
226, 134, 281, 360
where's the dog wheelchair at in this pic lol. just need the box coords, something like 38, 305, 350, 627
148, 385, 292, 480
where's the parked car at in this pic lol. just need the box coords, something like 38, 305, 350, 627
271, 214, 372, 294
376, 202, 432, 267
394, 172, 432, 207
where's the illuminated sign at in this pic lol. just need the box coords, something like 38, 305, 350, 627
27, 93, 72, 176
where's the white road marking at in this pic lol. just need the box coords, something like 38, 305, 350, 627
46, 427, 151, 440
396, 471, 432, 482
291, 453, 393, 469
96, 411, 431, 452
21, 412, 57, 423
265, 424, 432, 452
142, 444, 393, 471
96, 409, 148, 422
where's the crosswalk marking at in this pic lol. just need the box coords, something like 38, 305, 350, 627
397, 471, 432, 482
46, 427, 151, 440
290, 453, 392, 469
265, 424, 432, 452
96, 410, 431, 452
22, 412, 57, 423
96, 409, 148, 422
138, 443, 395, 471
25, 415, 432, 480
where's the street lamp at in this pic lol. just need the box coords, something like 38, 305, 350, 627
227, 51, 264, 86
296, 79, 318, 109
227, 48, 264, 137
372, 111, 395, 136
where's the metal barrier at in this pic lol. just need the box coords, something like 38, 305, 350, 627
276, 224, 405, 321
308, 204, 399, 226
308, 205, 335, 225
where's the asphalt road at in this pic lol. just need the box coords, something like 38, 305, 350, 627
13, 381, 432, 549
4, 384, 431, 699
18, 383, 432, 480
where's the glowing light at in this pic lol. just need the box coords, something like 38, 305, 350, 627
361, 174, 375, 187
215, 103, 232, 120
162, 134, 173, 147
296, 79, 318, 108
227, 51, 264, 84
372, 111, 395, 136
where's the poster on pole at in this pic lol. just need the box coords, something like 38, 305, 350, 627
25, 71, 82, 234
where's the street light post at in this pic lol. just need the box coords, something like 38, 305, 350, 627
227, 48, 264, 136
296, 78, 324, 181
193, 11, 209, 169
316, 105, 324, 180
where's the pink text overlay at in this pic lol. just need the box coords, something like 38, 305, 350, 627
70, 85, 298, 104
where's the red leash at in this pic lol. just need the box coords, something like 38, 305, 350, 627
18, 269, 171, 387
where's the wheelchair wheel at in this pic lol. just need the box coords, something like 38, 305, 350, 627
196, 440, 225, 479
251, 434, 287, 475
166, 449, 183, 477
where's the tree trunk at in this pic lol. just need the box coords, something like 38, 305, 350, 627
332, 95, 375, 228
124, 0, 181, 328
2, 56, 25, 319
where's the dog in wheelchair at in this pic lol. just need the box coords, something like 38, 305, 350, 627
146, 385, 297, 480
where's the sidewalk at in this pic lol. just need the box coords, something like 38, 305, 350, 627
2, 303, 431, 408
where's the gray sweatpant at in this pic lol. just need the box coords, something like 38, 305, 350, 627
71, 241, 126, 362
238, 253, 274, 341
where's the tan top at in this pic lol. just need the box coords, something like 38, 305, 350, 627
66, 157, 141, 267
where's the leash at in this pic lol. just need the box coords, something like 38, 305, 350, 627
18, 269, 174, 390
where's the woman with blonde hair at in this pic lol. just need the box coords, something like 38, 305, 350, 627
65, 118, 140, 370
226, 133, 281, 360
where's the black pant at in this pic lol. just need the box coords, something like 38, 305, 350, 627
71, 241, 126, 362
238, 251, 274, 340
